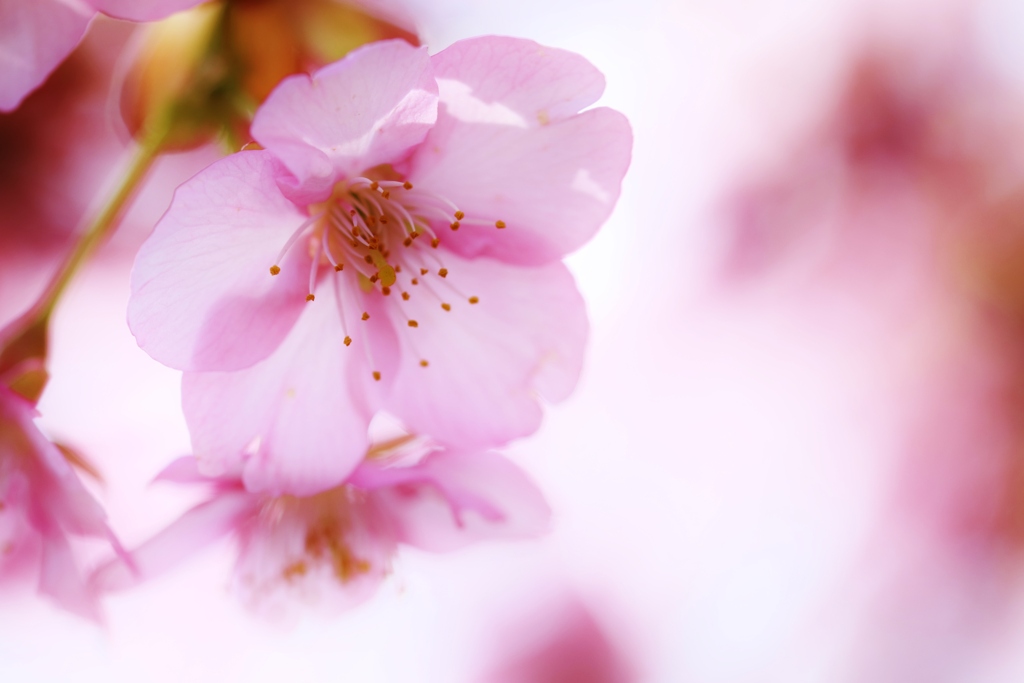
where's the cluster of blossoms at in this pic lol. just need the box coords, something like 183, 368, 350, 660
0, 0, 630, 618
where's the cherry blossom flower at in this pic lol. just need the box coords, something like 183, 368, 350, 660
128, 37, 631, 495
478, 597, 638, 683
0, 0, 202, 112
0, 386, 118, 620
92, 439, 551, 616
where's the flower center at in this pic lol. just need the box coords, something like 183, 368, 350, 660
269, 171, 506, 380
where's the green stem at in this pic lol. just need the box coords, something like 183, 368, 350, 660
0, 125, 168, 383
36, 127, 166, 320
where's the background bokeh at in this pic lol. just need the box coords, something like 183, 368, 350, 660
6, 0, 1024, 680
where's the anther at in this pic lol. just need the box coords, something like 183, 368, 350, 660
441, 303, 451, 311
431, 238, 440, 248
455, 210, 465, 220
404, 238, 413, 247
372, 371, 381, 381
408, 320, 419, 328
364, 255, 374, 264
419, 360, 429, 367
270, 265, 281, 276
379, 215, 388, 223
370, 181, 379, 191
438, 268, 448, 278
450, 221, 460, 231
361, 312, 370, 321
402, 292, 410, 300
344, 336, 352, 346
495, 220, 506, 229
403, 181, 413, 190
420, 268, 428, 275
334, 263, 344, 272
370, 274, 379, 283
306, 294, 315, 302
382, 286, 391, 296
411, 278, 419, 285
469, 296, 479, 304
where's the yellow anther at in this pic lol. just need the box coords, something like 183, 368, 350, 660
401, 291, 410, 300
419, 360, 429, 367
372, 371, 381, 381
370, 181, 379, 191
469, 296, 479, 304
438, 268, 448, 278
411, 278, 419, 285
408, 320, 419, 328
495, 220, 506, 229
403, 181, 413, 190
306, 294, 315, 302
420, 268, 428, 275
344, 336, 352, 346
431, 238, 440, 248
381, 286, 391, 296
334, 263, 344, 272
454, 210, 465, 220
361, 312, 370, 321
270, 265, 281, 276
450, 221, 460, 231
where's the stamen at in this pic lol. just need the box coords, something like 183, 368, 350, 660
402, 291, 410, 300
495, 220, 506, 229
438, 268, 448, 278
407, 320, 419, 328
441, 303, 451, 311
373, 371, 381, 381
270, 211, 324, 274
344, 336, 352, 346
306, 294, 315, 302
419, 360, 429, 367
469, 296, 479, 304
362, 312, 370, 321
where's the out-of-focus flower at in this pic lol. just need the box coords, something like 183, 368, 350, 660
93, 438, 550, 616
0, 18, 129, 255
128, 38, 631, 495
121, 0, 419, 150
0, 0, 202, 112
718, 20, 1024, 679
0, 386, 117, 620
478, 596, 637, 683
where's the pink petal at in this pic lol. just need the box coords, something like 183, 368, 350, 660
383, 254, 588, 449
89, 0, 201, 21
0, 0, 92, 112
430, 36, 607, 124
232, 495, 394, 616
128, 150, 310, 372
91, 490, 257, 592
39, 531, 100, 621
182, 278, 397, 496
368, 450, 551, 553
411, 106, 631, 265
251, 39, 437, 192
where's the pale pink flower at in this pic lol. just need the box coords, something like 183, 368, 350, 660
93, 440, 551, 616
478, 596, 638, 683
0, 0, 202, 112
0, 386, 118, 620
128, 38, 631, 495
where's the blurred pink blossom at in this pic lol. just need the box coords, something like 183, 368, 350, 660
128, 37, 631, 495
478, 596, 637, 683
0, 386, 119, 620
0, 0, 202, 112
93, 439, 550, 616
